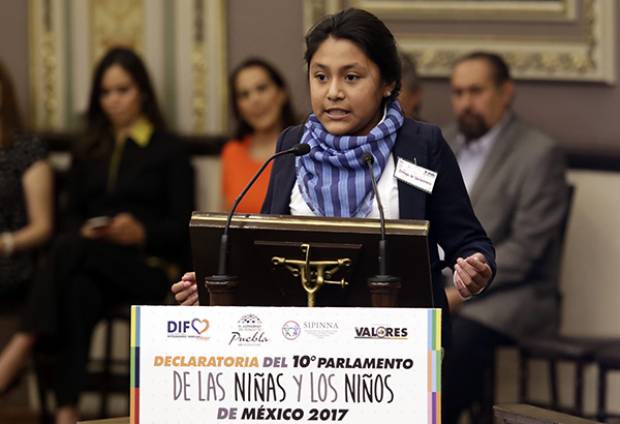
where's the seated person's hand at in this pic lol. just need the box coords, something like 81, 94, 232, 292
453, 252, 492, 300
105, 213, 146, 246
171, 272, 199, 306
81, 216, 111, 240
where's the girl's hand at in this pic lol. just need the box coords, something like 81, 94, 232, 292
453, 253, 492, 299
171, 272, 199, 306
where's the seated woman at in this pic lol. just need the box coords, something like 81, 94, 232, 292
221, 58, 296, 212
0, 47, 193, 424
173, 8, 495, 331
0, 61, 53, 302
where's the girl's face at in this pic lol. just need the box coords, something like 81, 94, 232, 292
309, 37, 394, 136
99, 64, 143, 129
235, 66, 287, 134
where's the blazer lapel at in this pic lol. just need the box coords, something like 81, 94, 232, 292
469, 114, 518, 205
393, 121, 427, 219
270, 154, 297, 214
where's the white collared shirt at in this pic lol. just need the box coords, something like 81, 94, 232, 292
455, 112, 510, 193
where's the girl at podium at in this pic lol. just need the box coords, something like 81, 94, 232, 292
175, 7, 495, 323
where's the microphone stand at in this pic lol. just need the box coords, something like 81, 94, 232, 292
362, 153, 401, 308
204, 143, 310, 305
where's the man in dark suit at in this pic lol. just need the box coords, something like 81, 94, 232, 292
442, 52, 569, 423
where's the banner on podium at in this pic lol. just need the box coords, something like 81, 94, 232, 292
130, 306, 441, 423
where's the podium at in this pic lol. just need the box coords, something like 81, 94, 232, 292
123, 214, 441, 424
190, 212, 433, 308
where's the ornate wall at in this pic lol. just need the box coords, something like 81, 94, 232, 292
28, 0, 228, 134
304, 0, 616, 83
2, 0, 617, 150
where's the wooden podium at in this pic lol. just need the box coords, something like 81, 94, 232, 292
189, 212, 433, 308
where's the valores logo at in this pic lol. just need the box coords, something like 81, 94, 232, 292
167, 318, 210, 339
354, 326, 408, 339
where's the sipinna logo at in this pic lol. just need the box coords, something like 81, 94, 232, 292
302, 321, 339, 339
282, 320, 301, 340
167, 318, 210, 339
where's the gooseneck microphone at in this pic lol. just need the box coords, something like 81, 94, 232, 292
362, 152, 388, 275
362, 152, 401, 306
216, 143, 311, 276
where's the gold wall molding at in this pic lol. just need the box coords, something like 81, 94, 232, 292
174, 0, 227, 134
29, 0, 228, 133
29, 0, 65, 129
192, 0, 207, 133
352, 0, 577, 21
303, 0, 343, 33
90, 0, 144, 64
304, 0, 616, 84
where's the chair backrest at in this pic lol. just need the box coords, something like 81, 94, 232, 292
559, 184, 576, 259
553, 183, 576, 324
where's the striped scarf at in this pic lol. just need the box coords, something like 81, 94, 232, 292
296, 101, 404, 217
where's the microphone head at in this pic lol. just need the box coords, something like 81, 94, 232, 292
291, 143, 311, 156
362, 152, 374, 165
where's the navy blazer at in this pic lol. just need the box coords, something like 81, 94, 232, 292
261, 118, 496, 343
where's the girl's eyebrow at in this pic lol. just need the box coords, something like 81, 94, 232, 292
311, 62, 363, 70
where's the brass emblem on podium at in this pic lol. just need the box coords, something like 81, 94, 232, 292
272, 243, 351, 307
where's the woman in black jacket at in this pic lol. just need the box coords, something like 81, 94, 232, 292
0, 47, 193, 424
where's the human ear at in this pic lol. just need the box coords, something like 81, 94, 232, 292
383, 81, 397, 98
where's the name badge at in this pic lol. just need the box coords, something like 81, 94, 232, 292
394, 158, 437, 194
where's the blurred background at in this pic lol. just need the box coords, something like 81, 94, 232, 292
1, 0, 619, 422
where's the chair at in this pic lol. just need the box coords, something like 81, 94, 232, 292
518, 336, 616, 416
595, 343, 620, 422
83, 304, 132, 418
469, 339, 515, 424
32, 160, 193, 421
34, 304, 132, 422
517, 185, 620, 417
469, 185, 577, 423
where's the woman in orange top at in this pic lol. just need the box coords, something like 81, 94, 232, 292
221, 58, 297, 212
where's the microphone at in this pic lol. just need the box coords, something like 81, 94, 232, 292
216, 143, 311, 276
362, 152, 401, 306
362, 152, 388, 275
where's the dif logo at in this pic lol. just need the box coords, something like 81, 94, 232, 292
167, 318, 210, 339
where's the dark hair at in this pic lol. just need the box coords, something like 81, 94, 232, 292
0, 61, 24, 148
78, 47, 166, 158
304, 8, 401, 102
230, 58, 297, 139
454, 51, 511, 86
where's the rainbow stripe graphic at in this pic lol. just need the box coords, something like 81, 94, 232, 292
427, 308, 442, 424
130, 306, 141, 424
